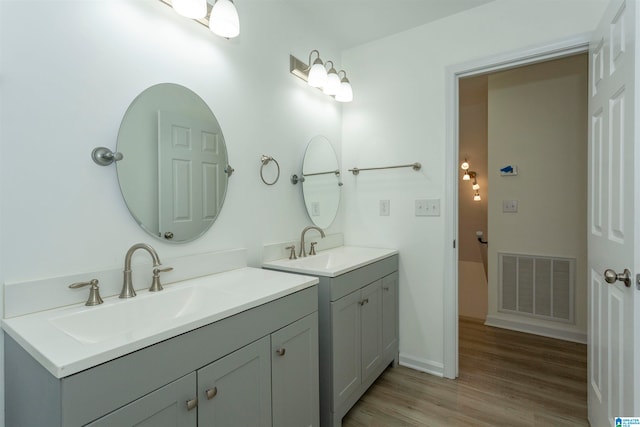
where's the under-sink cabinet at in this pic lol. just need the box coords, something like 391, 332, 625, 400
266, 252, 399, 427
5, 286, 319, 427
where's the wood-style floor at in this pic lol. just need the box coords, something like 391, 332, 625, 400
342, 317, 588, 427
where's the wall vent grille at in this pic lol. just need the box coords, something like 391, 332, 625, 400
499, 252, 574, 323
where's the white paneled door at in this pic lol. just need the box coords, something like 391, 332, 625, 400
588, 0, 639, 424
158, 111, 223, 242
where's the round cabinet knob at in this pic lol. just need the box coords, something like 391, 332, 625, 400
164, 231, 174, 240
276, 348, 286, 356
604, 268, 631, 287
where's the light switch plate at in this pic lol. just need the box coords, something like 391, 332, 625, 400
503, 200, 518, 213
380, 200, 390, 216
416, 199, 440, 216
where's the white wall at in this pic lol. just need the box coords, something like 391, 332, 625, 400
341, 0, 606, 374
0, 1, 344, 424
487, 55, 588, 336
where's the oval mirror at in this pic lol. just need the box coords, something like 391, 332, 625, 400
116, 83, 229, 243
302, 135, 341, 228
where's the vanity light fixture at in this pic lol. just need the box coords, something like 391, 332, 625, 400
474, 192, 482, 201
463, 171, 470, 181
159, 0, 240, 39
472, 180, 480, 191
289, 51, 353, 102
172, 0, 207, 19
323, 61, 341, 95
461, 159, 469, 170
307, 50, 328, 88
209, 0, 240, 38
335, 70, 353, 103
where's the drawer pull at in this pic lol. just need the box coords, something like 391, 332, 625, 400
359, 298, 369, 306
383, 286, 390, 291
205, 387, 218, 400
276, 348, 286, 356
186, 398, 198, 411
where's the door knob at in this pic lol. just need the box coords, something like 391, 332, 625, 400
604, 268, 631, 287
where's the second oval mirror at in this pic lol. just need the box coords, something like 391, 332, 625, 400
116, 83, 230, 243
302, 135, 341, 228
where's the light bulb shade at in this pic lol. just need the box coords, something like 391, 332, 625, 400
335, 80, 353, 102
472, 183, 480, 190
209, 0, 240, 38
474, 193, 481, 201
323, 71, 341, 95
307, 61, 327, 88
463, 172, 470, 181
173, 0, 207, 19
461, 161, 469, 170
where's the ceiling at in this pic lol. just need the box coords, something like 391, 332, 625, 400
282, 0, 494, 50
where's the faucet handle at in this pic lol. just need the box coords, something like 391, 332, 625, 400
285, 245, 297, 260
150, 267, 173, 292
309, 242, 318, 256
69, 279, 104, 306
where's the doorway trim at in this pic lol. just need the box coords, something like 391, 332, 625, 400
443, 33, 591, 379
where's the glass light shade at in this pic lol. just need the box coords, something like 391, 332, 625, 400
472, 182, 480, 190
474, 193, 481, 201
173, 0, 207, 19
463, 172, 470, 181
335, 80, 353, 102
209, 0, 240, 38
323, 72, 341, 95
307, 61, 327, 88
461, 161, 469, 170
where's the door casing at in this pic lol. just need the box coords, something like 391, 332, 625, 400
443, 34, 591, 379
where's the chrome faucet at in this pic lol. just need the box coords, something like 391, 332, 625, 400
299, 226, 325, 257
120, 243, 162, 298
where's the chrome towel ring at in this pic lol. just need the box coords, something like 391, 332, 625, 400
260, 155, 280, 185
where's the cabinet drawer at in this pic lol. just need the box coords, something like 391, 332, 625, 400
324, 255, 398, 301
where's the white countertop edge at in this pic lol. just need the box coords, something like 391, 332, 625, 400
262, 246, 398, 277
2, 267, 318, 378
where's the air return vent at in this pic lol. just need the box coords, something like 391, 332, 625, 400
499, 253, 574, 323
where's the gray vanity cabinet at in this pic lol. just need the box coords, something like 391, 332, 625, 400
5, 286, 319, 427
86, 373, 196, 427
316, 254, 399, 427
360, 280, 383, 383
198, 335, 272, 427
330, 288, 361, 408
271, 312, 320, 427
381, 273, 399, 359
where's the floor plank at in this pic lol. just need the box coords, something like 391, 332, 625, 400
342, 317, 588, 426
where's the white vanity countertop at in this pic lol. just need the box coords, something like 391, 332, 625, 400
1, 267, 318, 379
262, 246, 398, 278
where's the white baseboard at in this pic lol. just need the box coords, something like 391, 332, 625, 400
485, 314, 587, 344
399, 353, 444, 377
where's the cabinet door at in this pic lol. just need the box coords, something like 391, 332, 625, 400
360, 280, 382, 383
331, 289, 361, 409
86, 373, 196, 427
197, 336, 272, 427
271, 312, 319, 427
382, 272, 399, 357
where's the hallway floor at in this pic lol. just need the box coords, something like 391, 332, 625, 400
342, 317, 588, 426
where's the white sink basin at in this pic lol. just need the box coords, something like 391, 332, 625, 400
49, 284, 243, 344
263, 246, 397, 277
2, 267, 318, 378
